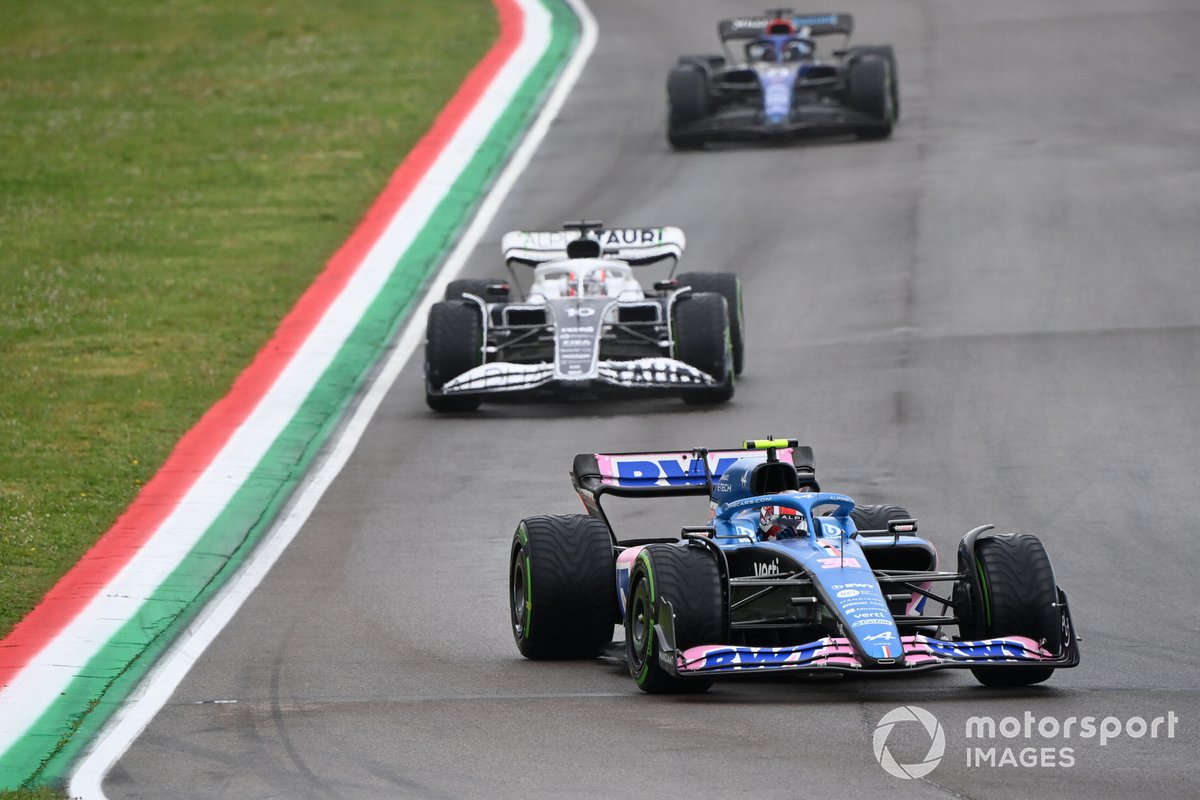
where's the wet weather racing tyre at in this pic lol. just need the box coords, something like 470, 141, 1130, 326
847, 56, 893, 140
850, 504, 912, 533
676, 271, 745, 375
673, 292, 734, 405
510, 515, 617, 659
444, 277, 507, 302
957, 533, 1063, 687
667, 66, 709, 150
626, 543, 724, 694
849, 45, 899, 119
425, 300, 483, 412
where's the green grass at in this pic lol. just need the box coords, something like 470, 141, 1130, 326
0, 790, 61, 800
0, 0, 495, 645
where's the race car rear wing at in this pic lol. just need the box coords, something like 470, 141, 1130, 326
718, 12, 853, 40
572, 443, 817, 531
502, 226, 686, 267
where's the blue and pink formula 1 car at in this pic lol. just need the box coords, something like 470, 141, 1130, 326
509, 439, 1079, 693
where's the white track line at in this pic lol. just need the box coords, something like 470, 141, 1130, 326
67, 2, 596, 797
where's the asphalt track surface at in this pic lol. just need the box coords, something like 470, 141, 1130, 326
106, 1, 1200, 798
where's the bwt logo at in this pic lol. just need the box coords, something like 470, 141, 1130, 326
614, 457, 737, 486
873, 706, 946, 779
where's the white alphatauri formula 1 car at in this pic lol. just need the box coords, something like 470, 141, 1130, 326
424, 221, 745, 411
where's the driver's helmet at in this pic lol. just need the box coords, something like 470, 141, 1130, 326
758, 503, 806, 541
540, 271, 577, 298
746, 40, 777, 62
782, 39, 814, 62
582, 268, 608, 297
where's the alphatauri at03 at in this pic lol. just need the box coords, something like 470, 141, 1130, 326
425, 222, 744, 411
509, 439, 1079, 693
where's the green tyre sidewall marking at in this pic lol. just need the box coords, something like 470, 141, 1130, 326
523, 550, 533, 640
976, 559, 992, 627
0, 0, 581, 789
636, 550, 655, 598
633, 551, 656, 686
513, 522, 532, 642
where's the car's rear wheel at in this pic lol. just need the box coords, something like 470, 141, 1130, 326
626, 543, 724, 694
444, 277, 508, 302
850, 504, 912, 533
847, 56, 894, 140
510, 515, 617, 659
673, 292, 733, 405
667, 66, 710, 150
425, 300, 483, 412
675, 271, 745, 375
957, 532, 1062, 686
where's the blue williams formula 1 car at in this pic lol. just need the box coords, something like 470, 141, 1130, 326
667, 10, 898, 148
508, 439, 1079, 693
425, 221, 744, 411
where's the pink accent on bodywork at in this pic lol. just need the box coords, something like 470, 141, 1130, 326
674, 634, 1052, 673
905, 541, 939, 614
616, 546, 644, 570
615, 546, 645, 617
594, 448, 793, 487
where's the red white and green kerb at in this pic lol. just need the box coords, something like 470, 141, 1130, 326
0, 0, 588, 791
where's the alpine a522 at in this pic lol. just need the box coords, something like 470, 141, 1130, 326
668, 11, 899, 148
509, 439, 1079, 693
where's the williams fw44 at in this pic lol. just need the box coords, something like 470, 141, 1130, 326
668, 10, 899, 148
508, 439, 1079, 693
424, 221, 743, 411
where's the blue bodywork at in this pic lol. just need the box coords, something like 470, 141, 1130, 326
668, 11, 895, 144
716, 491, 904, 663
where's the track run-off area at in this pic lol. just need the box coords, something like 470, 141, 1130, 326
5, 0, 1200, 798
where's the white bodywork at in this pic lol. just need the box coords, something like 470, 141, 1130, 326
433, 225, 724, 396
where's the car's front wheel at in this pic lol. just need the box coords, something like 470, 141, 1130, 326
956, 532, 1063, 686
667, 65, 710, 150
425, 300, 483, 412
675, 271, 745, 375
672, 292, 733, 405
626, 543, 724, 694
847, 56, 894, 140
848, 45, 899, 119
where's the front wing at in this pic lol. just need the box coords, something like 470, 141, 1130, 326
654, 595, 1081, 678
436, 357, 719, 395
676, 105, 889, 141
672, 634, 1078, 676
